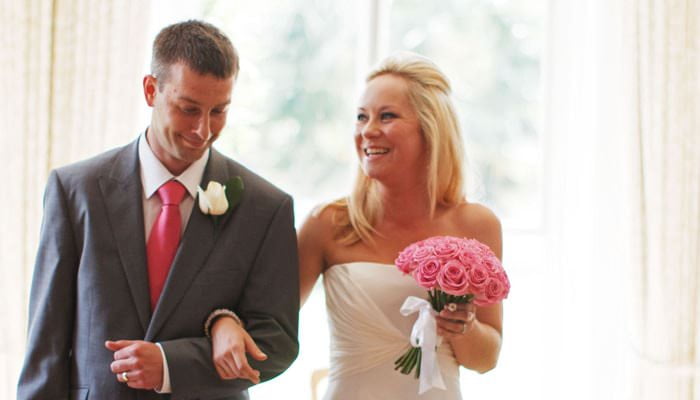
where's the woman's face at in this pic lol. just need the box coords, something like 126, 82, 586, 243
355, 74, 426, 185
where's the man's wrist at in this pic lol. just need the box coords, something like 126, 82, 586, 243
155, 343, 171, 393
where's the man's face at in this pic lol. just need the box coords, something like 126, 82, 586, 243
143, 62, 234, 175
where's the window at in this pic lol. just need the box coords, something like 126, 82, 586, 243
389, 0, 544, 230
202, 1, 360, 217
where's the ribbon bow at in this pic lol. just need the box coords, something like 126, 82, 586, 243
400, 296, 446, 394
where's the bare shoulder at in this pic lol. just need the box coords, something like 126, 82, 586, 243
452, 202, 503, 259
454, 202, 501, 232
298, 200, 346, 265
300, 202, 341, 240
298, 201, 348, 302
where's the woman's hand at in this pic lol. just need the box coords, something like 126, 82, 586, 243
210, 317, 268, 382
436, 302, 477, 340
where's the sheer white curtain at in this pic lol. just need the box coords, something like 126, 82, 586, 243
545, 0, 699, 399
543, 0, 633, 399
0, 0, 150, 397
627, 0, 700, 398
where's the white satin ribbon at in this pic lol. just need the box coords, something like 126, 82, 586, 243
400, 296, 446, 394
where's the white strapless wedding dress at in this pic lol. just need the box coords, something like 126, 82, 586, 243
322, 262, 462, 400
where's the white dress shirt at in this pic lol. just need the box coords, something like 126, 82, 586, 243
138, 131, 209, 393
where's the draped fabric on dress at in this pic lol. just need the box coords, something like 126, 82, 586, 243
323, 263, 462, 400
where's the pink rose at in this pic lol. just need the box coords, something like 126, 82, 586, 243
395, 244, 418, 274
481, 254, 503, 275
412, 257, 442, 289
474, 276, 509, 306
499, 270, 511, 293
466, 263, 489, 295
411, 245, 434, 263
457, 246, 483, 269
436, 260, 470, 295
463, 239, 492, 257
433, 239, 461, 260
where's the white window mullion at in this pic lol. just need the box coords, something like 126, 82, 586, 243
356, 0, 393, 87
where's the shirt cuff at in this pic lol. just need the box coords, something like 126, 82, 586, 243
155, 343, 172, 393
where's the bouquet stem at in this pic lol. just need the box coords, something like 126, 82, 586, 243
394, 290, 473, 377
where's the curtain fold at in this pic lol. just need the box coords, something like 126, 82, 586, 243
546, 0, 699, 399
0, 1, 150, 396
628, 0, 700, 399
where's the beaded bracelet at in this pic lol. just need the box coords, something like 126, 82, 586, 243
204, 308, 242, 338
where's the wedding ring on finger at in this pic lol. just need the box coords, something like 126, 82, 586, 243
121, 371, 129, 383
447, 303, 457, 312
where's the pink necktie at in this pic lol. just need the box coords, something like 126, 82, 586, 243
147, 180, 186, 310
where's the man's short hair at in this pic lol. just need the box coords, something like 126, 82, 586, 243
151, 20, 239, 86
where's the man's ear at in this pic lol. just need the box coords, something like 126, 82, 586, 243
143, 75, 158, 107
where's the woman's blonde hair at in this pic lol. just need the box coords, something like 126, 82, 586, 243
332, 52, 466, 245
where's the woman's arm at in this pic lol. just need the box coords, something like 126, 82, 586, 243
436, 204, 504, 373
298, 209, 331, 306
208, 206, 332, 380
438, 302, 503, 373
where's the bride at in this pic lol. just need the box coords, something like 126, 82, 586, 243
209, 52, 504, 399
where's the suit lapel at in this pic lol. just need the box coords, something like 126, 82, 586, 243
99, 140, 151, 332
145, 149, 234, 340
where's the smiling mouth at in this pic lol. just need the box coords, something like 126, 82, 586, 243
364, 147, 390, 156
181, 134, 208, 149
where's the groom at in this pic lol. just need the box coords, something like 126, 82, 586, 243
17, 20, 299, 400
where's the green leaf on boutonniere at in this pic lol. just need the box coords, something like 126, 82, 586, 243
224, 176, 244, 212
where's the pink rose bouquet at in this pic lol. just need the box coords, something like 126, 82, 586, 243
394, 236, 510, 378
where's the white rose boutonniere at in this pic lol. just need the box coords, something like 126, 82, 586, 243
198, 182, 229, 215
197, 176, 244, 223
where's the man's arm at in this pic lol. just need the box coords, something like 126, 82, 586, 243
160, 195, 300, 398
18, 171, 78, 400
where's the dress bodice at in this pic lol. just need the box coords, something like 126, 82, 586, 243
322, 262, 462, 400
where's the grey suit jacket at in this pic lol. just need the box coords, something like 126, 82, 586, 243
17, 138, 300, 400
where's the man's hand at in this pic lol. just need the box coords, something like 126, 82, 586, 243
211, 317, 267, 383
105, 340, 164, 390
